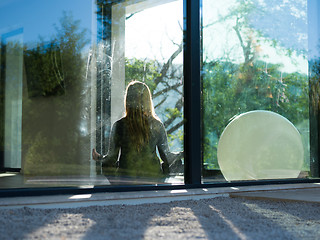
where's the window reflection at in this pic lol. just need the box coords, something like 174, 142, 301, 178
202, 0, 310, 182
0, 0, 184, 188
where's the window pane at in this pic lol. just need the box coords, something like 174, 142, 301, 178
202, 0, 310, 182
0, 0, 183, 188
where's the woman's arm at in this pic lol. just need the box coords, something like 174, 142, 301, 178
156, 121, 184, 168
91, 121, 121, 165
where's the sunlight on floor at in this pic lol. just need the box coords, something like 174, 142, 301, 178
144, 206, 208, 239
209, 205, 247, 240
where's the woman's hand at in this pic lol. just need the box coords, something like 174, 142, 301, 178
179, 151, 184, 160
92, 148, 101, 161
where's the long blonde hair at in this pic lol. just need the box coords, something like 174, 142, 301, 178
124, 81, 156, 151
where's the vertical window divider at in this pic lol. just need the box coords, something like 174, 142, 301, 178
183, 0, 202, 185
308, 0, 320, 178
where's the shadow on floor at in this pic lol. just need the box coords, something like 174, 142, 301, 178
2, 197, 319, 239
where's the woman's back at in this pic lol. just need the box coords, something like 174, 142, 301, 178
105, 116, 168, 177
93, 81, 183, 179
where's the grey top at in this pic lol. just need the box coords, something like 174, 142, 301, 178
101, 116, 182, 177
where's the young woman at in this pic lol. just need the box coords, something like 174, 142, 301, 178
92, 81, 183, 178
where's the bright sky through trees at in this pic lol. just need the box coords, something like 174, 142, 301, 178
125, 0, 308, 73
125, 0, 183, 63
0, 0, 308, 73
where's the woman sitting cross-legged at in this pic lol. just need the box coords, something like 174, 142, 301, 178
92, 81, 183, 180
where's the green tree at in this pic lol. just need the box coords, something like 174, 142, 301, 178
202, 0, 309, 172
23, 12, 89, 176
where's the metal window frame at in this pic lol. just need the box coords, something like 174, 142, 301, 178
183, 0, 202, 185
309, 0, 320, 178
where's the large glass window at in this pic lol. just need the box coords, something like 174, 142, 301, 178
202, 0, 310, 182
0, 0, 184, 188
0, 0, 319, 193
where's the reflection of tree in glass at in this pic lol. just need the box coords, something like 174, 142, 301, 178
23, 12, 89, 175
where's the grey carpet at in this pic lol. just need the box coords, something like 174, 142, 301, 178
0, 197, 319, 240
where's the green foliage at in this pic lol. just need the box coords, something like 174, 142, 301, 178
124, 53, 310, 173
202, 0, 309, 172
202, 59, 309, 170
168, 129, 183, 148
22, 12, 90, 176
165, 107, 182, 120
24, 43, 65, 97
125, 58, 161, 93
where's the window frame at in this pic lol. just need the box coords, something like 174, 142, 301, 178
309, 0, 320, 178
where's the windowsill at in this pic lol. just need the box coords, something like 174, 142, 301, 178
0, 182, 319, 209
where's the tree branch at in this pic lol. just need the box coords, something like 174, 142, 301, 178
155, 42, 183, 86
233, 16, 254, 65
167, 120, 184, 135
163, 97, 183, 128
153, 83, 182, 98
154, 97, 166, 109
